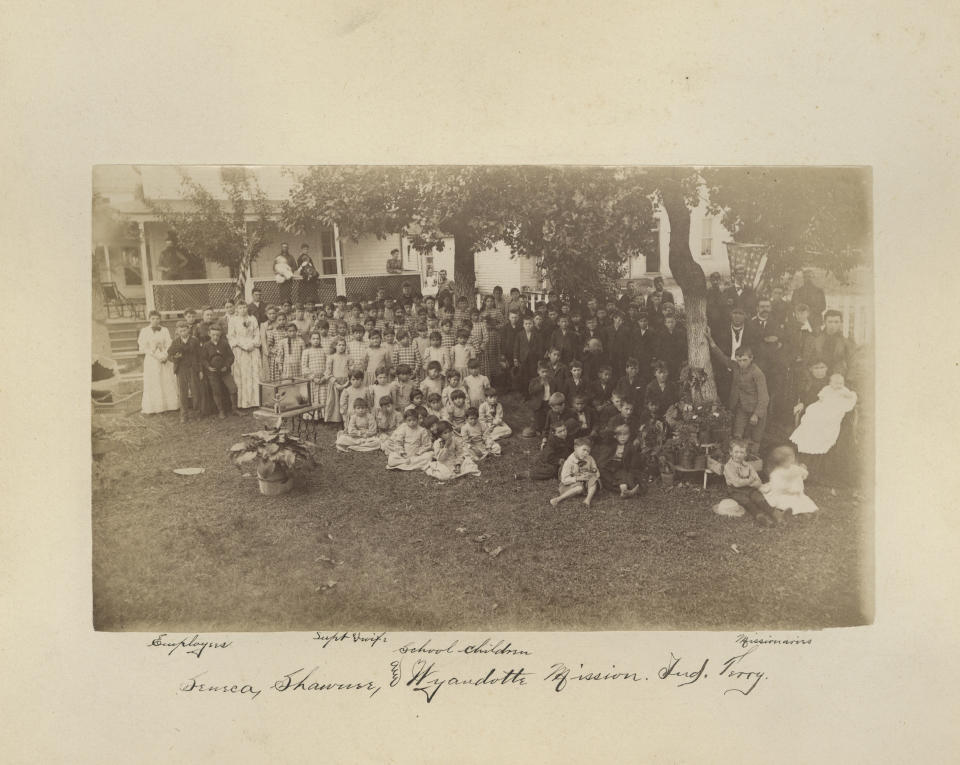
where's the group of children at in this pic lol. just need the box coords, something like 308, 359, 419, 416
139, 274, 857, 508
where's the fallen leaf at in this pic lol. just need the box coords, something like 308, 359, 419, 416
315, 555, 335, 564
456, 527, 467, 533
473, 534, 490, 543
325, 533, 334, 541
491, 603, 499, 610
487, 546, 504, 558
684, 531, 699, 539
730, 544, 740, 554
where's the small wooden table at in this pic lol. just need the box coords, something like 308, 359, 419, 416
252, 405, 323, 442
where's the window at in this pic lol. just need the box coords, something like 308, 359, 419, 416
700, 217, 713, 258
121, 247, 143, 285
319, 229, 338, 275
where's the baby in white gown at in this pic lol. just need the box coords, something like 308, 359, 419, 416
790, 373, 857, 455
761, 445, 818, 515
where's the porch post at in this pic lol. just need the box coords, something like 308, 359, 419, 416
333, 223, 346, 296
138, 221, 154, 314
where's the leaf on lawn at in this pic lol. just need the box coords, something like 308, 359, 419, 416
492, 603, 499, 610
315, 555, 334, 564
325, 533, 333, 541
473, 534, 490, 543
487, 545, 504, 558
684, 531, 699, 539
315, 580, 338, 592
731, 544, 740, 554
456, 527, 467, 534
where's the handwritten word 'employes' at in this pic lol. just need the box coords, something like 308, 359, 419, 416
393, 658, 530, 703
313, 631, 387, 648
149, 634, 232, 658
394, 638, 532, 657
657, 649, 766, 695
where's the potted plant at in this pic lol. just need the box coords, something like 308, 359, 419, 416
229, 428, 316, 495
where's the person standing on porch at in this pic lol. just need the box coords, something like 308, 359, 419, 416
274, 243, 297, 305
295, 243, 319, 303
138, 310, 179, 414
227, 301, 261, 410
248, 287, 268, 325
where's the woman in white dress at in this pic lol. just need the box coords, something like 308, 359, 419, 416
137, 310, 179, 414
227, 302, 261, 409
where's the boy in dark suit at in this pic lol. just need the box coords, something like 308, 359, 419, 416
200, 325, 238, 418
523, 361, 555, 438
167, 321, 202, 423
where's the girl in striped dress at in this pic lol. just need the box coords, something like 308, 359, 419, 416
278, 323, 305, 378
324, 338, 351, 424
301, 331, 329, 417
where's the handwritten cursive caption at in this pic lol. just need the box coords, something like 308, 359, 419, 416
166, 632, 806, 703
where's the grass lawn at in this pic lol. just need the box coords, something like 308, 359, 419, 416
92, 391, 872, 632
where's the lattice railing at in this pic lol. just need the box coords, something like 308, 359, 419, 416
343, 273, 422, 302
152, 280, 238, 313
251, 277, 338, 306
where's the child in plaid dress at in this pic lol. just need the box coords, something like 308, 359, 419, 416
392, 365, 417, 411
278, 324, 306, 378
481, 314, 502, 380
301, 331, 329, 416
324, 338, 351, 424
266, 316, 287, 382
393, 330, 422, 380
346, 325, 369, 377
423, 332, 449, 375
440, 318, 456, 353
363, 330, 391, 387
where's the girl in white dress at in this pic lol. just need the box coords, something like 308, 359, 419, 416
137, 311, 179, 414
423, 421, 481, 481
790, 373, 858, 455
227, 302, 261, 409
761, 445, 818, 515
385, 410, 434, 470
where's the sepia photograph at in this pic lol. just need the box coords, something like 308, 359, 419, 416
91, 164, 873, 632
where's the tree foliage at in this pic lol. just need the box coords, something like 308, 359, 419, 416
282, 165, 661, 295
141, 167, 276, 274
701, 166, 871, 279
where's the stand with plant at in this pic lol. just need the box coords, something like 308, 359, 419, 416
229, 428, 317, 496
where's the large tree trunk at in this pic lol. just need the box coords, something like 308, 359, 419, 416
452, 229, 476, 298
661, 176, 718, 404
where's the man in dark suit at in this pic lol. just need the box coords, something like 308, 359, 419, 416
605, 310, 634, 381
247, 287, 268, 325
706, 271, 728, 337
633, 311, 656, 385
710, 306, 759, 403
722, 265, 758, 316
501, 308, 524, 392
749, 297, 786, 417
512, 315, 543, 391
792, 268, 827, 325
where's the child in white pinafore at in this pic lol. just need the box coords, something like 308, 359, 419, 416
424, 421, 481, 481
324, 338, 351, 424
761, 445, 818, 515
335, 398, 381, 452
385, 409, 434, 470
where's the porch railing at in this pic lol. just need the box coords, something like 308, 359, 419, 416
151, 279, 238, 314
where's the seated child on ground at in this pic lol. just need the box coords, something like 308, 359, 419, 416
541, 392, 575, 450
567, 393, 598, 440
478, 387, 512, 441
425, 391, 448, 422
761, 444, 818, 516
424, 420, 481, 481
376, 395, 404, 452
460, 406, 501, 460
385, 409, 434, 470
552, 437, 599, 508
335, 398, 381, 452
445, 389, 470, 429
516, 421, 573, 481
597, 424, 643, 498
723, 439, 782, 526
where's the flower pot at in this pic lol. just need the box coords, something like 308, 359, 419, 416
259, 476, 294, 496
660, 472, 675, 486
678, 449, 696, 470
693, 454, 707, 470
698, 427, 711, 445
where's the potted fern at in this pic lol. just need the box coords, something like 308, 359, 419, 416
229, 428, 316, 495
